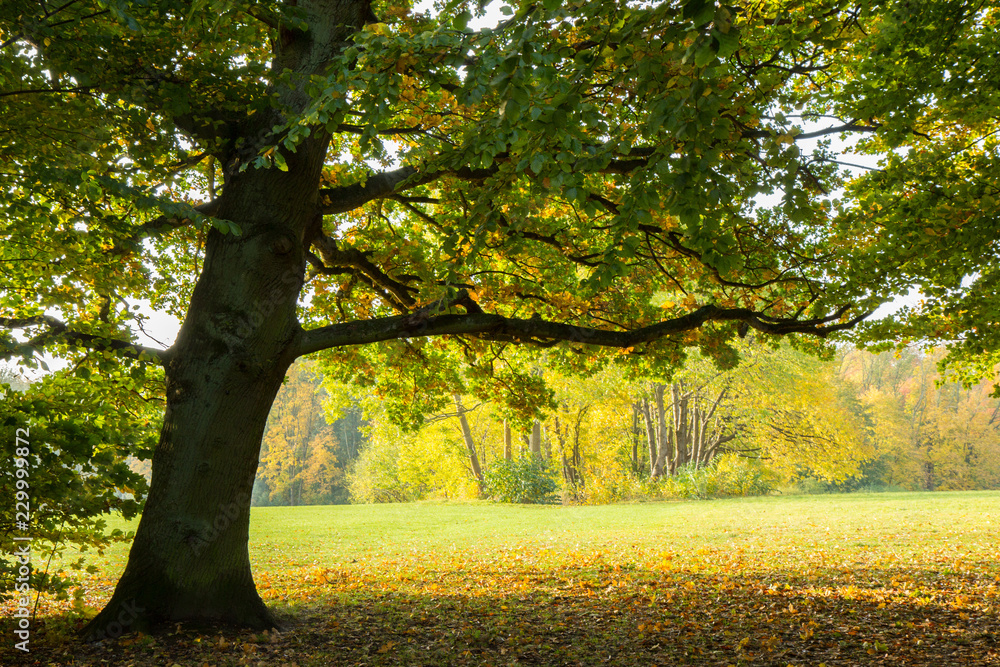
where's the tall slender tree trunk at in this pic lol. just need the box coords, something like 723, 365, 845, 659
503, 420, 513, 461
672, 383, 690, 471
454, 395, 485, 494
571, 406, 587, 487
631, 402, 642, 472
691, 406, 703, 468
652, 383, 671, 478
553, 414, 571, 484
640, 398, 657, 475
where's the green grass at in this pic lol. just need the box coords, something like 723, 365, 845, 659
83, 490, 1000, 576
5, 491, 1000, 666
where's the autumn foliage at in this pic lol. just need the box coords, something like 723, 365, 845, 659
254, 345, 1000, 507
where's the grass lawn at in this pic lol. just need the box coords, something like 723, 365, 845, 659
3, 491, 999, 665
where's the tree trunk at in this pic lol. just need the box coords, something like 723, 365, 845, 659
652, 383, 671, 478
83, 109, 330, 640
571, 406, 586, 487
631, 402, 642, 472
81, 0, 381, 636
529, 419, 542, 458
640, 398, 657, 475
454, 395, 485, 494
704, 433, 736, 464
503, 420, 513, 461
691, 406, 703, 468
553, 414, 571, 485
672, 383, 690, 471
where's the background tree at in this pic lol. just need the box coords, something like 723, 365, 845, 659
346, 393, 485, 502
842, 348, 1000, 491
2, 0, 998, 635
735, 341, 870, 482
343, 341, 877, 504
254, 359, 355, 506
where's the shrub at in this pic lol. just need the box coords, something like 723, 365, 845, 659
712, 454, 778, 496
1, 370, 157, 601
632, 455, 777, 500
484, 456, 558, 504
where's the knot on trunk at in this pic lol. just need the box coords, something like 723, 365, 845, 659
271, 234, 295, 255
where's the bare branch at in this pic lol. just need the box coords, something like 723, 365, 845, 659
111, 198, 222, 254
1, 316, 166, 363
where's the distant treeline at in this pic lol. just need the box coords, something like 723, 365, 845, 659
252, 343, 1000, 505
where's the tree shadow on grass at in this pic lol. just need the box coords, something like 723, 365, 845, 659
1, 564, 998, 666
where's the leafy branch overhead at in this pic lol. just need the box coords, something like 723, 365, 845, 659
10, 0, 992, 373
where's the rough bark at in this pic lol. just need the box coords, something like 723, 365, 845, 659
83, 0, 372, 637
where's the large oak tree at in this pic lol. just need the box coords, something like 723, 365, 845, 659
2, 0, 997, 635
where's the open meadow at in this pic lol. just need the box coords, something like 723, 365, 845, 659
3, 491, 999, 666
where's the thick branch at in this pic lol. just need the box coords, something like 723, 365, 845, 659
319, 164, 495, 215
0, 86, 98, 99
741, 122, 879, 141
296, 303, 869, 357
315, 117, 872, 218
310, 232, 417, 309
317, 144, 661, 216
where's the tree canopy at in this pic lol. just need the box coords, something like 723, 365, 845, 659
2, 0, 999, 635
3, 1, 998, 393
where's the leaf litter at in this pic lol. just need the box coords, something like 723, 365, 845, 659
2, 503, 999, 666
